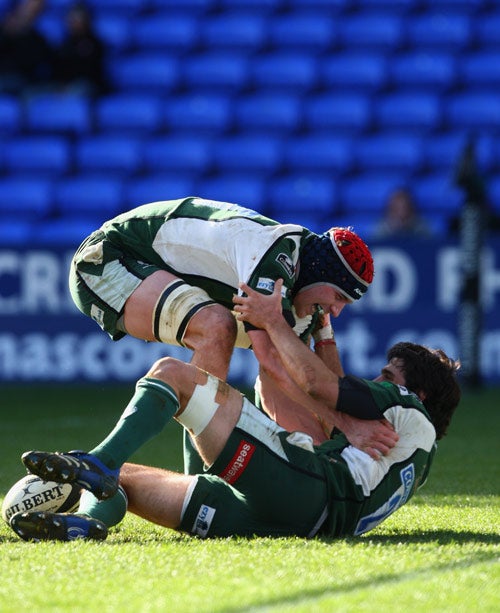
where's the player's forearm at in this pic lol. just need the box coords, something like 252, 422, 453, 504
314, 341, 344, 377
265, 317, 339, 404
235, 280, 340, 405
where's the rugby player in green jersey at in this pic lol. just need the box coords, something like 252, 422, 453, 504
13, 280, 460, 542
69, 197, 373, 383
69, 196, 385, 451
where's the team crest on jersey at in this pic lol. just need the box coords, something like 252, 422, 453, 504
192, 504, 216, 538
276, 253, 295, 278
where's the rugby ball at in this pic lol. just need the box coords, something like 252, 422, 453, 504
1, 474, 81, 524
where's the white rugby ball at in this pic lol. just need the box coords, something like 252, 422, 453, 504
1, 474, 81, 524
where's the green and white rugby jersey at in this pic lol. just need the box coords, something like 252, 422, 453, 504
316, 379, 437, 537
100, 197, 312, 315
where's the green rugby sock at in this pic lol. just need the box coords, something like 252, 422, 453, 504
78, 489, 128, 528
90, 377, 179, 469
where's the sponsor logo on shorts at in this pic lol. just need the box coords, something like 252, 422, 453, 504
219, 441, 256, 485
276, 253, 295, 278
90, 304, 105, 328
256, 278, 275, 293
192, 504, 216, 538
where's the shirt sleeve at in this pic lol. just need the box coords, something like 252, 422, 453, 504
336, 375, 385, 420
243, 235, 300, 332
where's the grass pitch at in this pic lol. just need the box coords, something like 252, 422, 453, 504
1, 384, 499, 612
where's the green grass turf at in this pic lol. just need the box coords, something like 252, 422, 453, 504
1, 385, 499, 612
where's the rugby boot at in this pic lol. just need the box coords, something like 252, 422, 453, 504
22, 450, 119, 500
11, 511, 108, 542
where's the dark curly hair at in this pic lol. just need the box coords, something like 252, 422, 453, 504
387, 342, 461, 440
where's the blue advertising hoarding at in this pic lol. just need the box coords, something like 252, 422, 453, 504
1, 238, 499, 386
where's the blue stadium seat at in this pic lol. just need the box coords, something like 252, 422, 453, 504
287, 214, 330, 235
337, 13, 403, 50
251, 52, 317, 91
305, 93, 371, 133
0, 219, 33, 246
163, 94, 232, 134
218, 0, 284, 11
124, 176, 195, 207
420, 0, 482, 10
84, 0, 144, 14
196, 175, 266, 212
446, 92, 500, 130
40, 0, 75, 9
95, 95, 164, 133
95, 14, 131, 52
423, 132, 467, 171
234, 94, 302, 133
109, 54, 179, 93
407, 13, 471, 49
351, 0, 417, 8
390, 52, 456, 90
476, 12, 500, 48
0, 96, 21, 134
422, 132, 495, 174
338, 173, 404, 213
201, 13, 267, 50
183, 53, 249, 93
355, 134, 423, 172
144, 136, 211, 174
150, 0, 216, 10
36, 12, 65, 45
34, 218, 102, 246
321, 53, 387, 91
54, 176, 123, 219
25, 95, 91, 133
284, 135, 353, 174
76, 136, 142, 174
4, 137, 70, 175
329, 213, 380, 240
0, 178, 53, 219
288, 0, 347, 9
461, 53, 500, 86
375, 93, 442, 131
412, 172, 463, 214
213, 135, 282, 173
268, 12, 335, 51
130, 14, 198, 50
267, 174, 337, 218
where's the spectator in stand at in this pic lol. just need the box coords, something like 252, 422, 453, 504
54, 2, 107, 96
373, 187, 433, 239
0, 0, 55, 96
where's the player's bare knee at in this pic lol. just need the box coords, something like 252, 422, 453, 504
192, 306, 236, 353
148, 356, 183, 380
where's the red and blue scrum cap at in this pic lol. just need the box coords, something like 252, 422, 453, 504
294, 227, 374, 301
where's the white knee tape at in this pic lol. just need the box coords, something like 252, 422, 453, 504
153, 280, 217, 346
176, 374, 220, 436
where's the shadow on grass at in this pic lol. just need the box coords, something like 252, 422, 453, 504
355, 529, 500, 546
3, 526, 497, 547
220, 548, 498, 612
